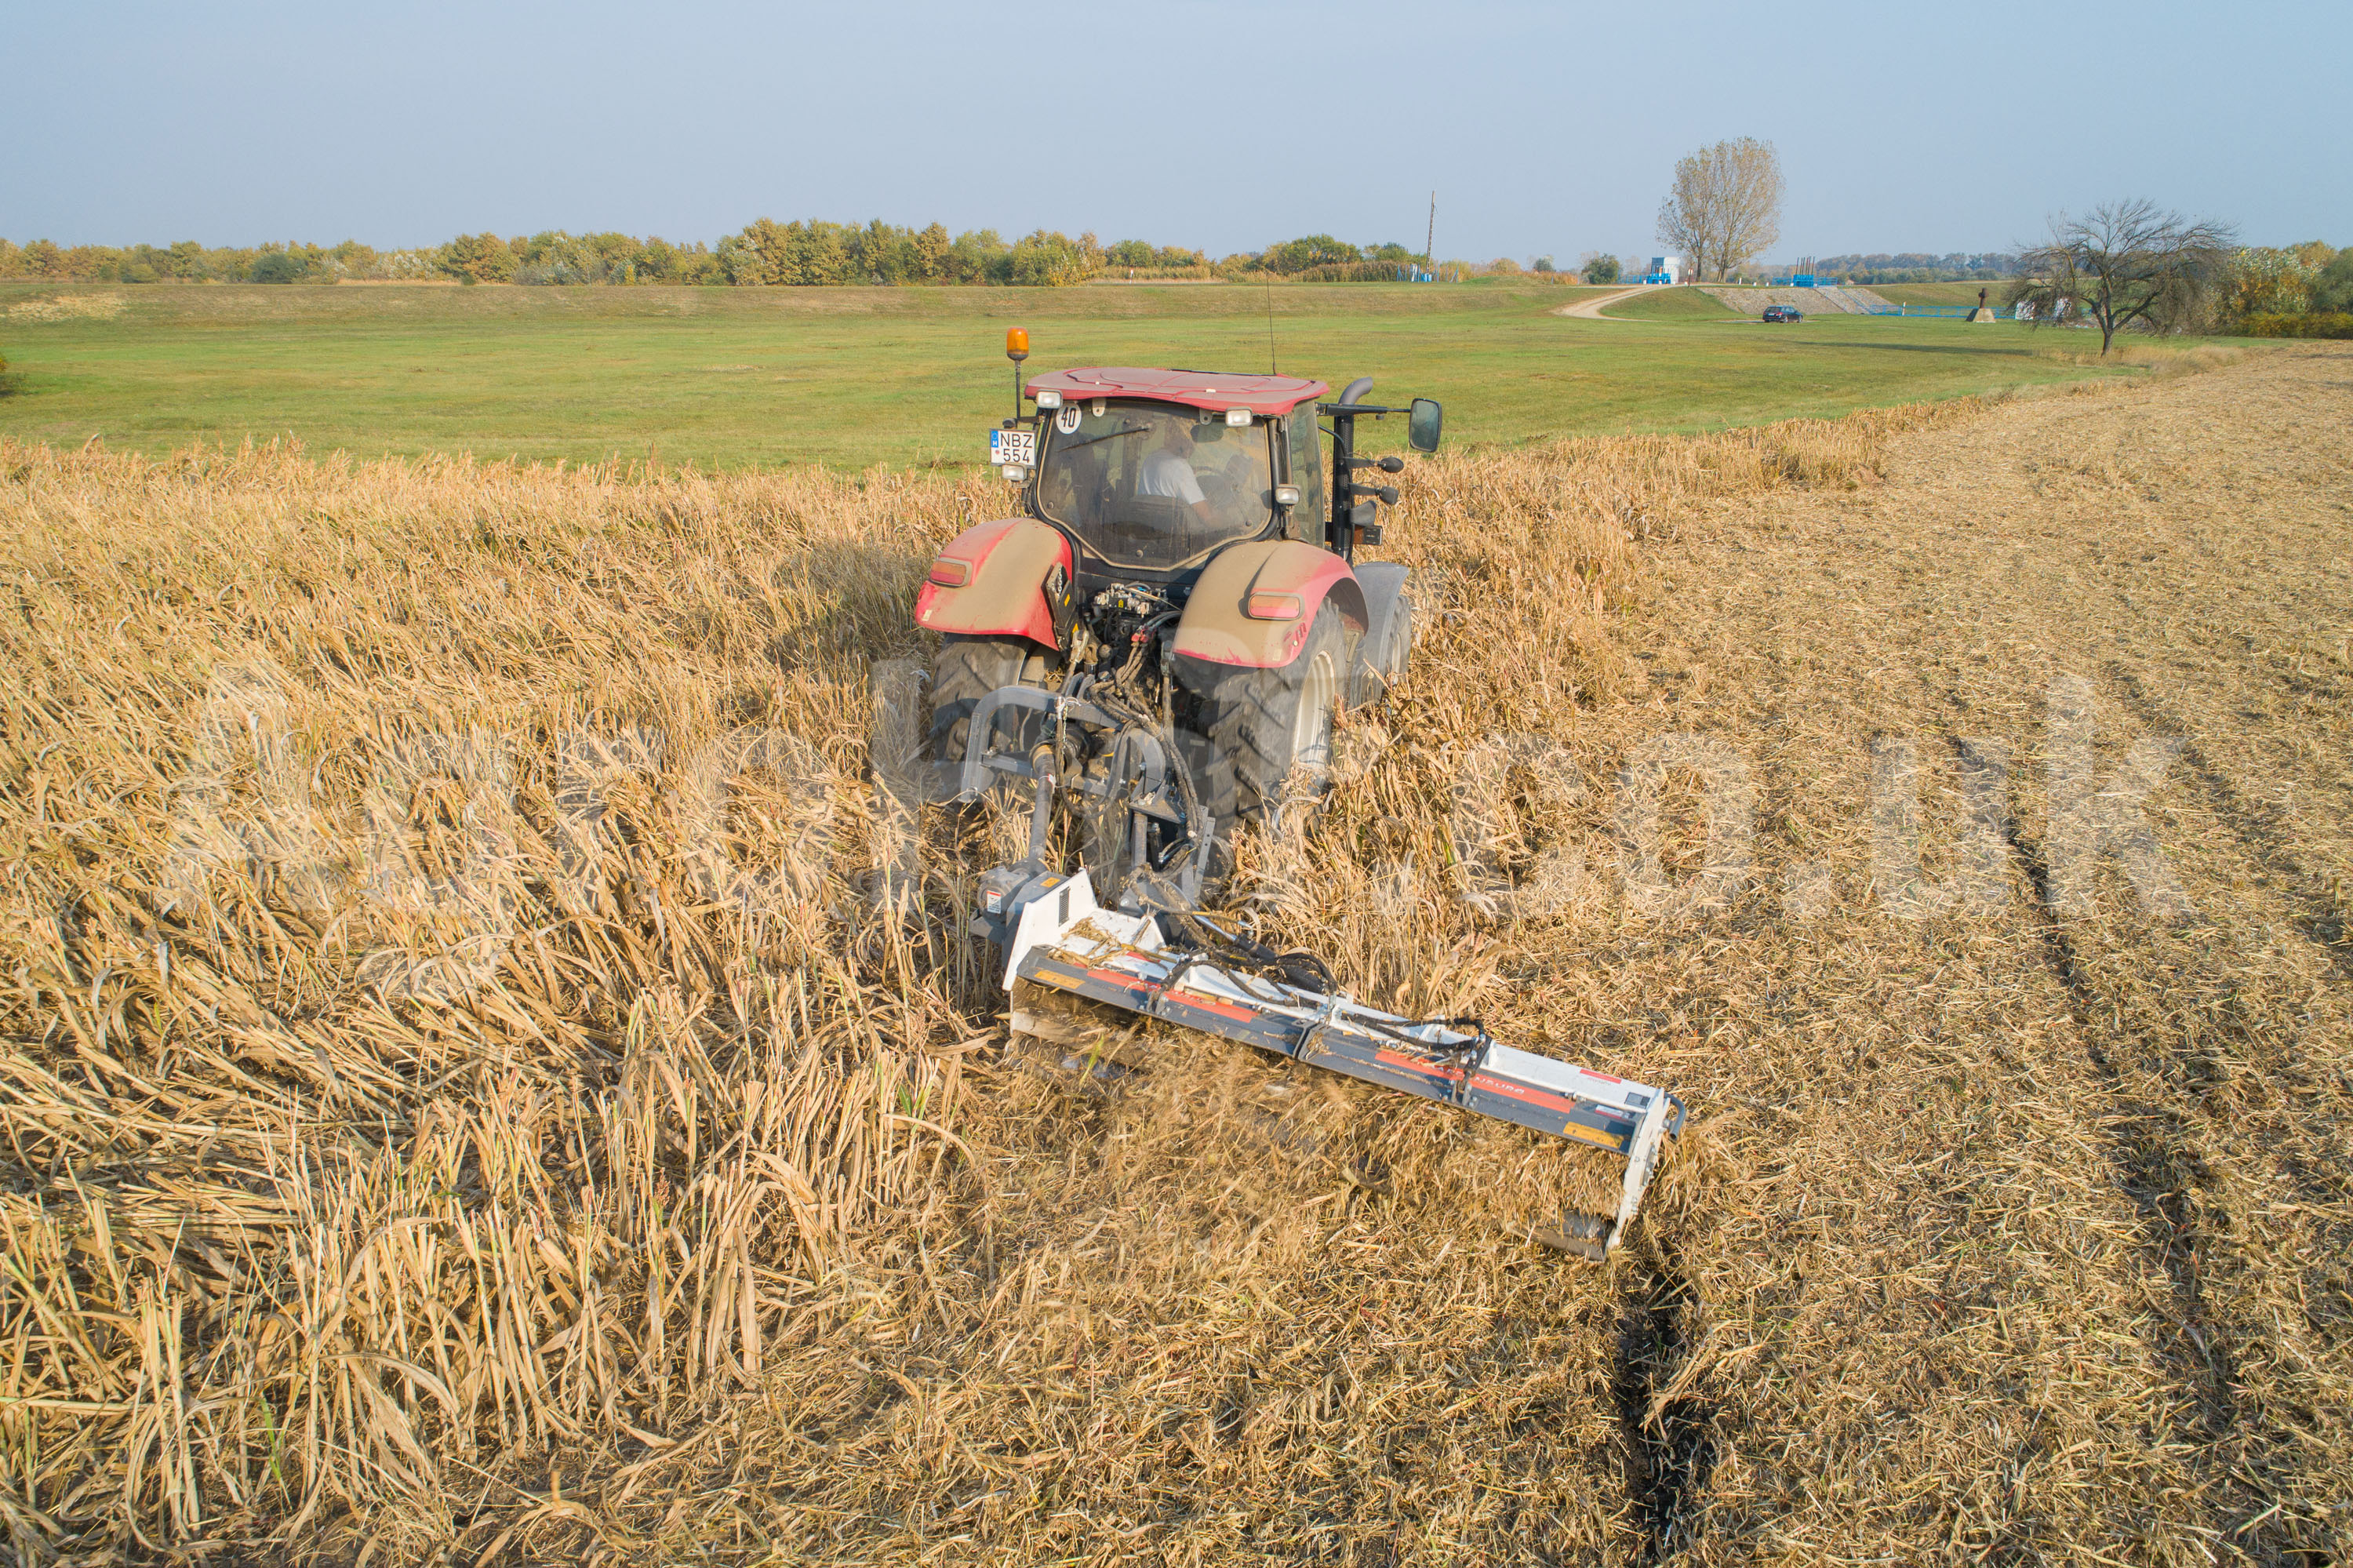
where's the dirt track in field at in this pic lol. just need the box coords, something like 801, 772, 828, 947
1553, 284, 1660, 318
1541, 341, 2353, 1559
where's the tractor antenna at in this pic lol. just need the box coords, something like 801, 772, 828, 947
1425, 191, 1436, 280
1264, 274, 1278, 375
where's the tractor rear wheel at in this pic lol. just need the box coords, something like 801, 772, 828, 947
929, 635, 1046, 775
1189, 602, 1355, 828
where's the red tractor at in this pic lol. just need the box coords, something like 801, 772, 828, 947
911, 334, 1683, 1261
917, 337, 1439, 909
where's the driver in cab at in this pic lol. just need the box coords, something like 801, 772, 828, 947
1136, 418, 1217, 527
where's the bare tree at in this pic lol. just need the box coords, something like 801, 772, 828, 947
2010, 199, 2236, 355
1657, 138, 1784, 282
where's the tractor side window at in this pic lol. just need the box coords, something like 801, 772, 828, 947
1286, 406, 1326, 546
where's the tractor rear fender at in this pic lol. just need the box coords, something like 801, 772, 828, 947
914, 518, 1073, 649
1173, 540, 1367, 669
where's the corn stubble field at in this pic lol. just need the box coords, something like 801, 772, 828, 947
2, 341, 2349, 1564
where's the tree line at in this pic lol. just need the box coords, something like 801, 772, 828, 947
0, 227, 1187, 288
0, 223, 1475, 288
1806, 253, 2022, 283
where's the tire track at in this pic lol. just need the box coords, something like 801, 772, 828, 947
2102, 658, 2353, 980
1913, 717, 2242, 1442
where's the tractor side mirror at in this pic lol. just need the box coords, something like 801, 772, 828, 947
1408, 398, 1444, 453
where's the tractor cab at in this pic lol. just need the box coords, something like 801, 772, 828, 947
1004, 362, 1442, 587
1027, 374, 1322, 587
914, 331, 1442, 903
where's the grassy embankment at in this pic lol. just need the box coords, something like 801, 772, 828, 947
0, 278, 2202, 468
1602, 286, 1743, 320
1866, 281, 2019, 307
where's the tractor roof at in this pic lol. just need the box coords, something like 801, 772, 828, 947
1026, 367, 1329, 418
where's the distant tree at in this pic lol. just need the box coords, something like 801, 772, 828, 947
910, 223, 953, 281
1657, 137, 1784, 282
248, 250, 307, 284
1582, 253, 1620, 284
633, 235, 677, 282
2312, 249, 2353, 314
855, 218, 911, 283
2010, 199, 2235, 355
1532, 255, 1555, 274
2220, 247, 2314, 322
940, 229, 1001, 283
1262, 235, 1361, 275
1005, 230, 1096, 286
513, 231, 646, 286
716, 219, 780, 285
436, 232, 517, 284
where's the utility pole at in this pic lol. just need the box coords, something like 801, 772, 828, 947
1424, 192, 1436, 281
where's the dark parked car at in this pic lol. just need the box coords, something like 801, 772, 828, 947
1762, 304, 1803, 322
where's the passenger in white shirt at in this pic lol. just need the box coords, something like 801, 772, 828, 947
1136, 420, 1213, 526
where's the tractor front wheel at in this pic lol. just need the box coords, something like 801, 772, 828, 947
1188, 602, 1355, 829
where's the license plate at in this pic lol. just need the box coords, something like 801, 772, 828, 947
990, 428, 1035, 467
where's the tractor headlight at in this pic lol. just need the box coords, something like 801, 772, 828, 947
1273, 484, 1301, 508
1035, 390, 1063, 409
1224, 407, 1251, 427
1002, 464, 1027, 484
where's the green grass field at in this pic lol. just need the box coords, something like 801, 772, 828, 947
0, 278, 2210, 471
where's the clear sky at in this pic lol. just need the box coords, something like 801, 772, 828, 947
5, 0, 2344, 260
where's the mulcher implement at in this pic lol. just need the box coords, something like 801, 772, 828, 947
994, 869, 1683, 1259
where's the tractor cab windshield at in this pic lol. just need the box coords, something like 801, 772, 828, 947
1035, 399, 1276, 572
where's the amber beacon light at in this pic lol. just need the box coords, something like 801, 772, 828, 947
1002, 329, 1031, 420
